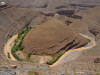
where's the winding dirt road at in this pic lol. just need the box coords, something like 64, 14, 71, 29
50, 33, 96, 67
4, 34, 18, 61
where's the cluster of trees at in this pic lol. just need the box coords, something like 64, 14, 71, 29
11, 26, 32, 61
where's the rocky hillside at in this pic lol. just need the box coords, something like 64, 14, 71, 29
2, 0, 100, 7
23, 19, 88, 54
0, 5, 48, 63
80, 7, 100, 40
0, 0, 99, 75
0, 6, 33, 50
1, 0, 100, 12
56, 7, 100, 75
70, 7, 100, 40
0, 3, 76, 63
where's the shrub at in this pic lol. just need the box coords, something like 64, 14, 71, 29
7, 52, 11, 59
27, 53, 32, 58
12, 52, 22, 61
28, 70, 39, 75
47, 52, 64, 65
27, 58, 33, 63
87, 38, 91, 43
12, 46, 17, 52
19, 46, 24, 50
96, 73, 100, 75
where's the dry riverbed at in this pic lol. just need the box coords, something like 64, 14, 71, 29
4, 34, 18, 61
50, 33, 96, 67
3, 33, 96, 68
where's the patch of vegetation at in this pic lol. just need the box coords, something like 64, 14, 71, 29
27, 58, 34, 63
86, 38, 91, 43
28, 70, 39, 75
7, 52, 11, 59
47, 52, 64, 65
96, 73, 100, 75
27, 53, 38, 63
27, 53, 32, 59
11, 26, 32, 61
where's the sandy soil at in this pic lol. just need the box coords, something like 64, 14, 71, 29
50, 33, 96, 67
4, 34, 18, 61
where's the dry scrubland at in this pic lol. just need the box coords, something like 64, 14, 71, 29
0, 0, 100, 75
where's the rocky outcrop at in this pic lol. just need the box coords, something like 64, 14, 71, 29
56, 10, 75, 17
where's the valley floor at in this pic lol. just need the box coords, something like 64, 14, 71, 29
4, 32, 96, 68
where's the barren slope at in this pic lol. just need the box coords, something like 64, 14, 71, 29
2, 0, 100, 7
70, 7, 100, 40
23, 19, 88, 54
1, 0, 100, 13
